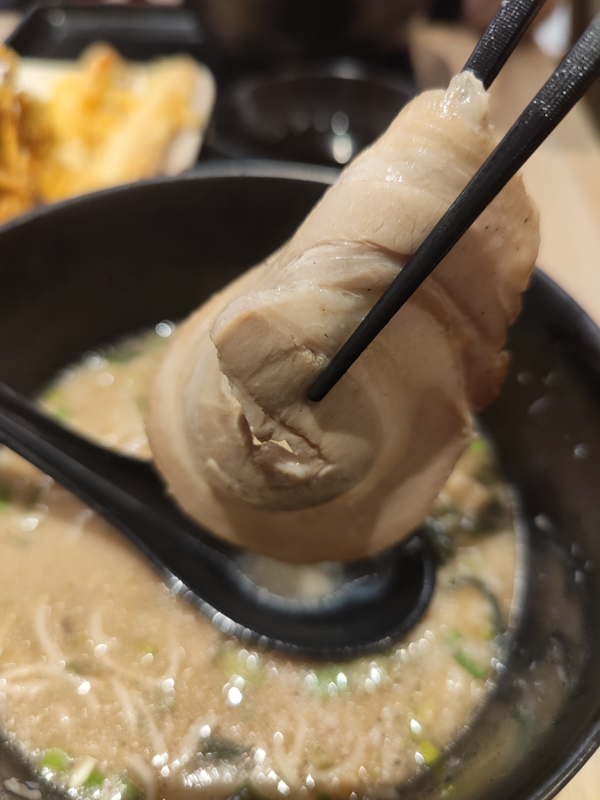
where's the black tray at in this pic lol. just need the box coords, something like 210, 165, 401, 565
7, 4, 206, 61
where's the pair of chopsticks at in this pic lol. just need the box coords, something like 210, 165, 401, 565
308, 0, 600, 403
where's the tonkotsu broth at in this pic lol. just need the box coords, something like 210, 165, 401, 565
0, 327, 520, 800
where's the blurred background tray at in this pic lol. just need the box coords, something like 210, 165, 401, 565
6, 2, 417, 167
6, 4, 205, 60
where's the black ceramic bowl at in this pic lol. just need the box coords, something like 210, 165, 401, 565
211, 62, 414, 167
0, 162, 599, 800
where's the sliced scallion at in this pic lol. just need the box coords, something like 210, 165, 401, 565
84, 769, 105, 787
39, 748, 69, 772
417, 740, 440, 766
452, 650, 489, 680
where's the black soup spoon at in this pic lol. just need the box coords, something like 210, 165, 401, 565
0, 380, 435, 658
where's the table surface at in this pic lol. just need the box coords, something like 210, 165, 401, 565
1, 11, 600, 800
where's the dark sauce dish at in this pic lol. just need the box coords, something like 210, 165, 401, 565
210, 62, 415, 167
0, 161, 599, 800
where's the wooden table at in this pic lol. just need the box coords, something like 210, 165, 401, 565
410, 22, 600, 326
0, 12, 19, 43
1, 11, 600, 800
410, 22, 600, 800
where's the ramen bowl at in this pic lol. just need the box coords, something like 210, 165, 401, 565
0, 162, 599, 800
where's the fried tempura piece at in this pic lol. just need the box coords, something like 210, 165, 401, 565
38, 44, 215, 201
0, 44, 215, 224
0, 47, 49, 224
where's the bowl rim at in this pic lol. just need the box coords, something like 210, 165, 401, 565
0, 160, 341, 237
224, 57, 417, 97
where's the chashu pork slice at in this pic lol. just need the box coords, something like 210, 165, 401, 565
147, 71, 539, 563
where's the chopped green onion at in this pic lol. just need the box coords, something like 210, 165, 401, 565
134, 640, 158, 656
214, 646, 263, 685
453, 650, 488, 680
119, 778, 143, 800
432, 506, 462, 535
469, 439, 488, 455
447, 614, 493, 679
106, 351, 137, 365
55, 406, 72, 419
40, 386, 62, 404
468, 439, 487, 455
417, 741, 439, 766
0, 487, 11, 510
311, 664, 350, 699
447, 629, 462, 645
309, 753, 334, 770
39, 748, 69, 772
106, 331, 167, 364
85, 769, 105, 787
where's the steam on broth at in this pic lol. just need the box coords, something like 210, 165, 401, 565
0, 326, 520, 800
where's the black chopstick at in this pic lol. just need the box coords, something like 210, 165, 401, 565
308, 13, 600, 403
463, 0, 548, 88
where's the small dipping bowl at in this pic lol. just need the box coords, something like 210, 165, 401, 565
211, 62, 415, 166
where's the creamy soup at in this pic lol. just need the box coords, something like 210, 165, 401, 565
0, 326, 520, 800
